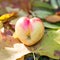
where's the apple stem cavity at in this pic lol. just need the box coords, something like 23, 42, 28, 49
21, 17, 32, 36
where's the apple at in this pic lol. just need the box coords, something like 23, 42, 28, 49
15, 17, 44, 46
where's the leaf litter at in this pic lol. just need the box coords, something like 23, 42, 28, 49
0, 31, 31, 60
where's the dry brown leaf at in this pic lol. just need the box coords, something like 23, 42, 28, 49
16, 56, 24, 60
45, 15, 60, 23
0, 32, 31, 60
4, 43, 31, 60
0, 31, 20, 48
56, 11, 60, 15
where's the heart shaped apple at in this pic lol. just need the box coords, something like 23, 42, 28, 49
15, 17, 44, 46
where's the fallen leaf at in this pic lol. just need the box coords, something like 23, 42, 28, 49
56, 11, 60, 16
0, 12, 17, 23
7, 9, 28, 17
0, 32, 19, 47
16, 56, 24, 60
4, 43, 31, 60
50, 0, 58, 9
0, 8, 7, 15
45, 15, 60, 23
5, 29, 13, 36
44, 22, 60, 29
5, 7, 20, 13
32, 0, 53, 9
0, 21, 3, 29
33, 9, 52, 19
32, 30, 60, 59
0, 32, 31, 60
9, 17, 19, 25
54, 50, 60, 56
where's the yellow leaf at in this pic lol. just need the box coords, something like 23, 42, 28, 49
0, 12, 17, 22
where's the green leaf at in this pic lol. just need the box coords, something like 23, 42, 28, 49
57, 0, 60, 7
44, 22, 60, 29
51, 0, 58, 9
33, 10, 52, 19
35, 30, 60, 59
0, 8, 7, 15
32, 1, 53, 10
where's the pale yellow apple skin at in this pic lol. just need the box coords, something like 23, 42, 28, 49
15, 17, 44, 46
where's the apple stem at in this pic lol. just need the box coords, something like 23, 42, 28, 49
26, 10, 37, 18
29, 10, 37, 17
